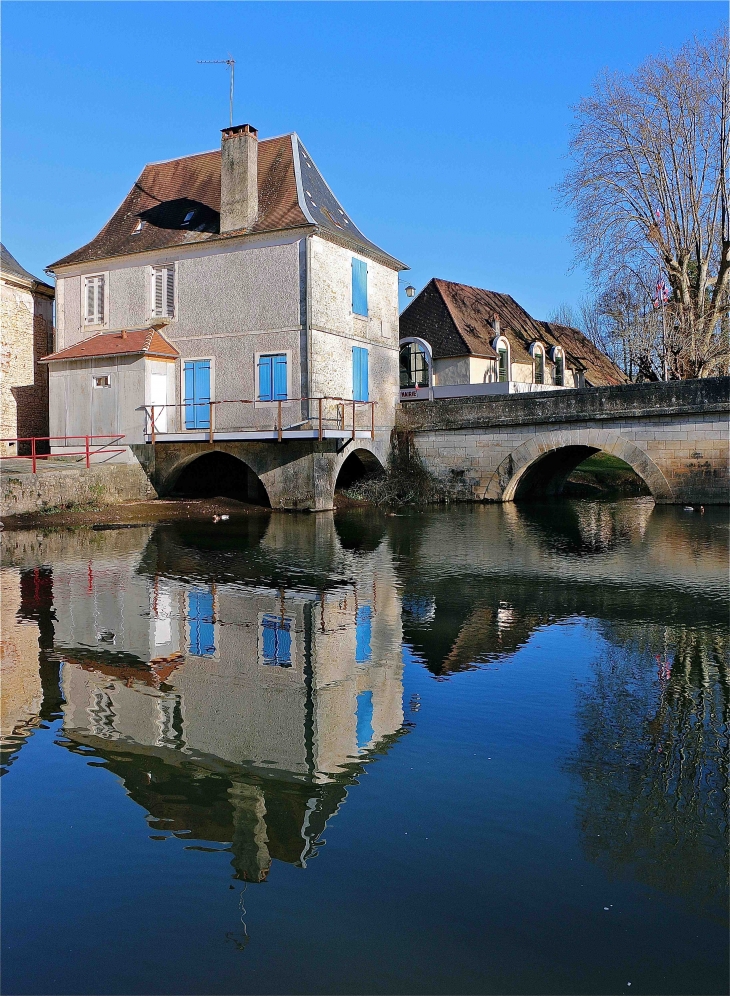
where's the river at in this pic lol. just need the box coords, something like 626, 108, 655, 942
1, 500, 727, 996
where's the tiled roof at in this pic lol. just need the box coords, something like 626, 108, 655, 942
1, 243, 54, 292
540, 322, 627, 387
49, 133, 406, 271
400, 278, 628, 386
41, 327, 179, 363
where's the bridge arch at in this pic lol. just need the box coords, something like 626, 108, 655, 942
167, 449, 271, 506
483, 429, 673, 502
334, 445, 386, 491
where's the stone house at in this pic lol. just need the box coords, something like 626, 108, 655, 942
399, 278, 627, 397
0, 245, 54, 453
42, 124, 407, 445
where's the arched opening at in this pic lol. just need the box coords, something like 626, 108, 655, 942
513, 447, 651, 501
335, 449, 385, 491
171, 452, 271, 507
334, 509, 386, 552
399, 342, 430, 388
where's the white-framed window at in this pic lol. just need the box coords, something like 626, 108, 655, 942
151, 264, 175, 319
551, 346, 565, 386
93, 375, 111, 389
492, 335, 511, 383
84, 274, 105, 326
530, 342, 545, 384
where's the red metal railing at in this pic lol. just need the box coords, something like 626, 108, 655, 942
143, 397, 376, 444
0, 435, 126, 473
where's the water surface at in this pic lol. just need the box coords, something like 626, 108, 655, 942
1, 501, 727, 996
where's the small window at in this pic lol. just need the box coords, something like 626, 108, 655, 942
555, 350, 564, 386
93, 375, 111, 389
534, 347, 544, 384
261, 614, 292, 667
352, 258, 368, 316
181, 210, 195, 227
258, 354, 287, 402
133, 220, 145, 234
84, 275, 105, 325
151, 265, 175, 318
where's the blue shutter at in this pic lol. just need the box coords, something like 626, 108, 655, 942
184, 360, 210, 429
258, 355, 273, 402
356, 690, 374, 750
273, 355, 287, 400
352, 258, 367, 316
261, 614, 292, 667
355, 604, 372, 662
353, 347, 369, 402
184, 362, 195, 429
189, 589, 215, 656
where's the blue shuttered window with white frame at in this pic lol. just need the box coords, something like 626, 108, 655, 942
351, 258, 368, 316
352, 346, 369, 402
258, 354, 288, 402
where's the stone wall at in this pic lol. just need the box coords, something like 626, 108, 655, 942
1, 278, 53, 453
1, 462, 157, 517
397, 378, 730, 505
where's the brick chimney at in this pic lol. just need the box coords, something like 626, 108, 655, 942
220, 124, 258, 233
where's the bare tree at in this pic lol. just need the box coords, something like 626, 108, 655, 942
560, 30, 730, 378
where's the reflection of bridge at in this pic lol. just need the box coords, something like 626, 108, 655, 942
398, 378, 730, 504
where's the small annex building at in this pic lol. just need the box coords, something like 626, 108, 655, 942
39, 327, 179, 443
399, 278, 626, 397
0, 244, 54, 453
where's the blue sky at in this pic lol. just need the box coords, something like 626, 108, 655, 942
2, 1, 723, 317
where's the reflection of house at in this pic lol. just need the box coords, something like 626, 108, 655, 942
399, 278, 627, 399
48, 527, 404, 880
0, 244, 54, 453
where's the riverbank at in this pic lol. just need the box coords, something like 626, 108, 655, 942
0, 496, 270, 531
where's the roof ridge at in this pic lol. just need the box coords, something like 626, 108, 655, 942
143, 133, 295, 169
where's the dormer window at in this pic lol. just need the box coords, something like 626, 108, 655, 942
551, 346, 565, 386
133, 220, 145, 234
492, 335, 510, 382
530, 342, 545, 384
181, 210, 195, 227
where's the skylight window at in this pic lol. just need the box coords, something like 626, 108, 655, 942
133, 220, 145, 233
182, 210, 195, 227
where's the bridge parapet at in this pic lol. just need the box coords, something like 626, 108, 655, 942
396, 377, 730, 432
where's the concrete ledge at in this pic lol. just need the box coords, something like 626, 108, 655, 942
397, 377, 730, 432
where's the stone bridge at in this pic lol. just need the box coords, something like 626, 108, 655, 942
132, 434, 389, 511
396, 378, 729, 505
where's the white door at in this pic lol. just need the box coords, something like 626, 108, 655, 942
150, 373, 168, 432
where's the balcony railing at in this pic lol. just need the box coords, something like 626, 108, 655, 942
0, 435, 127, 472
142, 397, 377, 444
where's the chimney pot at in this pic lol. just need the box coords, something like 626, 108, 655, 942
121, 329, 127, 339
220, 123, 259, 232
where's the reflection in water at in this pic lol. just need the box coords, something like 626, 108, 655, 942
1, 501, 727, 994
566, 622, 729, 921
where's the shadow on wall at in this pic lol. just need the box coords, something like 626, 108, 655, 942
172, 452, 271, 507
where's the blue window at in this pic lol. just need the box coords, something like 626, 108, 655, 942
261, 614, 292, 667
352, 258, 368, 316
184, 360, 211, 429
356, 690, 374, 750
258, 354, 288, 402
188, 588, 215, 656
352, 347, 369, 403
355, 604, 372, 663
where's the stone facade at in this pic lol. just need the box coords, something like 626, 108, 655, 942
1, 252, 54, 454
397, 378, 730, 505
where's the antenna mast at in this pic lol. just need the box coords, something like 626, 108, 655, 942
197, 57, 235, 126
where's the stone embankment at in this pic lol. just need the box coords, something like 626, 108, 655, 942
1, 461, 156, 518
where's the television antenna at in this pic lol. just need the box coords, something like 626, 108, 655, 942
198, 57, 235, 126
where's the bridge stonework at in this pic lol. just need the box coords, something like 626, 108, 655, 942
396, 378, 729, 505
134, 434, 390, 511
